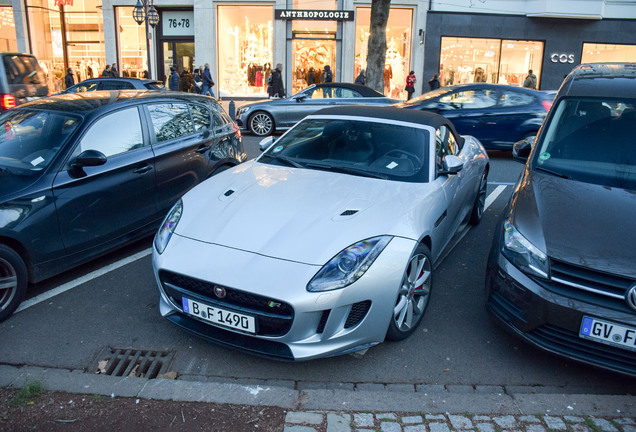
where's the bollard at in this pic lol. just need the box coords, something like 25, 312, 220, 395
228, 100, 236, 120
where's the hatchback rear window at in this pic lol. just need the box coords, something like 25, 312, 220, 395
144, 81, 165, 90
2, 55, 46, 85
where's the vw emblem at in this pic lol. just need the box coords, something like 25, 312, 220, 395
214, 285, 226, 299
626, 284, 636, 312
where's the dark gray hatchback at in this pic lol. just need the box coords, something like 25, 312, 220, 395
0, 91, 245, 321
486, 63, 636, 377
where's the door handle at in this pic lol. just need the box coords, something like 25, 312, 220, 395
196, 145, 211, 154
133, 165, 152, 174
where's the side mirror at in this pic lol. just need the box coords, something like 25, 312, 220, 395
512, 136, 534, 163
295, 94, 307, 102
439, 155, 464, 175
259, 136, 275, 152
74, 149, 107, 167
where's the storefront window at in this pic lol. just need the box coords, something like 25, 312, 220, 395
27, 0, 105, 93
355, 7, 412, 98
217, 5, 273, 97
582, 43, 636, 63
0, 7, 18, 52
117, 7, 148, 79
439, 37, 543, 88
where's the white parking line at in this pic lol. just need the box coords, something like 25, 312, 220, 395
484, 185, 507, 209
16, 249, 152, 313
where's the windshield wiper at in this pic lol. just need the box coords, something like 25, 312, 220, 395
306, 162, 387, 179
266, 154, 305, 168
535, 165, 571, 179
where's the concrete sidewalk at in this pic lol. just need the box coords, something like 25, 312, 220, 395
1, 364, 634, 431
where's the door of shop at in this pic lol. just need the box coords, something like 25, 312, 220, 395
292, 39, 337, 94
160, 42, 194, 86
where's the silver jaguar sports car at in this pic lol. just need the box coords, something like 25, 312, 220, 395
152, 106, 489, 361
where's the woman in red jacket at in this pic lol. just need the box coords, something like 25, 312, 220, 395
405, 71, 417, 100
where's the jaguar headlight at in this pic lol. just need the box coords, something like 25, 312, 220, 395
154, 199, 182, 254
307, 236, 392, 292
502, 219, 548, 278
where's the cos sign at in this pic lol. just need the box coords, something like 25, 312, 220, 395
551, 53, 575, 64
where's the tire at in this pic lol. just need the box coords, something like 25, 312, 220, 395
248, 112, 274, 136
386, 244, 433, 341
469, 170, 488, 225
0, 244, 28, 322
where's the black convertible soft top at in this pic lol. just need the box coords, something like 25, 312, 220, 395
312, 105, 466, 147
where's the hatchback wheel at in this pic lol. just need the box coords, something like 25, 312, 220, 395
386, 244, 432, 341
249, 112, 274, 136
0, 245, 27, 322
469, 170, 488, 225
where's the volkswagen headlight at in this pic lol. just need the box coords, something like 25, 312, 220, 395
307, 236, 392, 292
154, 199, 182, 254
502, 219, 548, 278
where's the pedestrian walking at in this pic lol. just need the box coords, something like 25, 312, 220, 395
111, 63, 119, 77
179, 68, 194, 92
428, 73, 440, 91
193, 67, 203, 94
202, 63, 215, 97
64, 67, 75, 89
523, 69, 537, 89
405, 70, 417, 99
323, 65, 333, 97
307, 67, 315, 86
168, 66, 179, 91
101, 64, 112, 77
269, 63, 285, 98
354, 69, 366, 85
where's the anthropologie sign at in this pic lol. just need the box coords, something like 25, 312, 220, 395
275, 9, 355, 21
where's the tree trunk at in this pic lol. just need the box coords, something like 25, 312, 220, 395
366, 0, 391, 94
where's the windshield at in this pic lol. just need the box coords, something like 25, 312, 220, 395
259, 117, 430, 182
533, 97, 636, 189
0, 109, 81, 174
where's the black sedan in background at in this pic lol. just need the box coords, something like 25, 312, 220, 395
396, 83, 552, 149
58, 77, 165, 94
0, 91, 245, 321
235, 83, 400, 136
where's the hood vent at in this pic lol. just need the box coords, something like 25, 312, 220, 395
340, 209, 359, 217
224, 189, 235, 197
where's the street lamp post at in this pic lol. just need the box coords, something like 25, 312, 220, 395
133, 0, 159, 80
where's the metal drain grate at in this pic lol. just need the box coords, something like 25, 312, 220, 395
92, 347, 176, 379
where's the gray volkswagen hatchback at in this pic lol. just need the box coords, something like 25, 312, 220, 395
0, 53, 49, 111
486, 63, 636, 377
0, 91, 245, 321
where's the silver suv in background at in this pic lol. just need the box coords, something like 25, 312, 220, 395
0, 53, 49, 111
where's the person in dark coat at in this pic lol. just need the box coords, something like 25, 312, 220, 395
354, 69, 365, 85
428, 73, 440, 91
111, 63, 119, 77
101, 64, 112, 77
64, 68, 75, 89
323, 65, 333, 97
306, 67, 315, 86
179, 69, 194, 92
202, 63, 215, 97
193, 67, 203, 94
169, 66, 179, 91
270, 63, 285, 98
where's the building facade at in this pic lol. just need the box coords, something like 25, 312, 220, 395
1, 0, 635, 96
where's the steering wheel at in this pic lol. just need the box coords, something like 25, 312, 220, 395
383, 149, 422, 167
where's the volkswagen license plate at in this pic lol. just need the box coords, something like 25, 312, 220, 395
182, 297, 256, 334
579, 316, 636, 352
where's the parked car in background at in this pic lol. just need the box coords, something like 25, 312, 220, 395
153, 106, 489, 360
235, 83, 400, 136
0, 90, 245, 321
0, 53, 49, 111
486, 63, 636, 377
58, 77, 165, 95
395, 83, 552, 149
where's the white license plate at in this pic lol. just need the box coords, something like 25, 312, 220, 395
579, 316, 636, 352
182, 297, 256, 334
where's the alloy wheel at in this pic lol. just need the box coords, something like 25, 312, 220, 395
392, 251, 431, 333
0, 257, 18, 313
249, 112, 273, 136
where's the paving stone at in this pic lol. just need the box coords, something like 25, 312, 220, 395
381, 422, 402, 432
446, 385, 475, 394
429, 423, 451, 432
286, 411, 324, 425
357, 383, 386, 392
519, 416, 542, 424
403, 416, 424, 424
327, 413, 351, 432
378, 413, 399, 421
476, 423, 496, 432
326, 382, 355, 391
475, 385, 505, 394
404, 426, 427, 432
570, 425, 590, 432
622, 426, 636, 432
265, 379, 296, 389
284, 426, 317, 432
589, 418, 618, 432
525, 424, 546, 432
417, 385, 446, 394
426, 415, 447, 421
386, 384, 415, 392
501, 430, 522, 432
494, 416, 518, 429
297, 381, 327, 390
473, 416, 493, 422
615, 419, 636, 425
563, 417, 585, 423
544, 416, 567, 430
449, 415, 474, 429
354, 413, 374, 427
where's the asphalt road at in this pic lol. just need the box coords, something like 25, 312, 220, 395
1, 135, 635, 395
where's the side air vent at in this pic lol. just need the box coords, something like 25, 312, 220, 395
224, 189, 235, 197
340, 209, 358, 217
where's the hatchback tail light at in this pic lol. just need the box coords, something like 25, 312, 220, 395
232, 122, 241, 140
1, 94, 16, 110
541, 100, 552, 112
